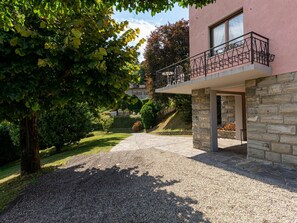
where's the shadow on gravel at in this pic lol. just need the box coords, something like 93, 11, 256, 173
1, 165, 211, 223
191, 145, 297, 192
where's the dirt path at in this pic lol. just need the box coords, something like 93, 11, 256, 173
1, 149, 296, 223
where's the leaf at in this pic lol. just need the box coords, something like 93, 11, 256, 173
72, 38, 81, 48
32, 102, 40, 112
10, 37, 18, 47
71, 29, 82, 38
15, 48, 25, 56
99, 47, 107, 56
86, 78, 92, 85
38, 58, 48, 67
40, 21, 46, 29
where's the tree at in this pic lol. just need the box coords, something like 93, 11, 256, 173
38, 103, 94, 152
0, 1, 142, 174
144, 19, 192, 121
106, 0, 214, 15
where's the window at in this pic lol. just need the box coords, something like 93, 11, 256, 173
210, 12, 243, 52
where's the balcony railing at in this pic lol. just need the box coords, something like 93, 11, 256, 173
155, 32, 275, 89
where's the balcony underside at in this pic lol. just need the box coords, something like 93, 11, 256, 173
155, 63, 272, 94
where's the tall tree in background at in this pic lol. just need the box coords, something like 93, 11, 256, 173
0, 0, 141, 174
144, 20, 192, 121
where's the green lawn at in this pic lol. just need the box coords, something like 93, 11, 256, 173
0, 131, 130, 213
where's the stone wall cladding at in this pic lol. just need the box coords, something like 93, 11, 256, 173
192, 89, 211, 151
246, 72, 297, 167
221, 96, 235, 126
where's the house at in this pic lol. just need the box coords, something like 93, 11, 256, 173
155, 0, 297, 166
126, 84, 148, 100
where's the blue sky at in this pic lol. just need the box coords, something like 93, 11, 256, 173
113, 4, 189, 61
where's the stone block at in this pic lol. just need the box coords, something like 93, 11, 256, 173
271, 143, 292, 154
290, 93, 297, 102
256, 87, 268, 96
282, 82, 297, 93
261, 95, 291, 104
256, 105, 278, 114
268, 84, 282, 95
281, 154, 297, 165
276, 73, 294, 83
280, 104, 297, 114
267, 125, 296, 135
284, 116, 297, 124
247, 132, 263, 140
247, 147, 265, 159
247, 123, 267, 133
260, 115, 283, 124
265, 151, 281, 162
247, 140, 270, 151
280, 135, 297, 145
261, 133, 279, 142
293, 146, 297, 155
257, 76, 277, 87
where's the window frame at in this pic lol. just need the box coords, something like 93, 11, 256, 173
210, 10, 243, 50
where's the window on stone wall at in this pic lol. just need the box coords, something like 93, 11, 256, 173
210, 11, 243, 53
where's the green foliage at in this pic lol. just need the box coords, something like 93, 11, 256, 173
100, 114, 114, 132
126, 95, 143, 114
144, 19, 191, 121
112, 116, 141, 129
0, 0, 141, 123
0, 124, 20, 166
132, 121, 143, 132
38, 103, 94, 151
106, 0, 214, 15
140, 101, 159, 130
0, 0, 142, 173
174, 95, 192, 123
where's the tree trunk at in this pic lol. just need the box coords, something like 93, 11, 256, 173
20, 113, 41, 175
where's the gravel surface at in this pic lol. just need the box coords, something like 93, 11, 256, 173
1, 149, 297, 223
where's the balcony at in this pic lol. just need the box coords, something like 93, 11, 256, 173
155, 32, 275, 94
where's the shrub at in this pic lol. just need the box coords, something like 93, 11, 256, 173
127, 95, 143, 113
100, 114, 114, 132
132, 121, 143, 132
112, 116, 141, 129
0, 123, 20, 166
140, 101, 158, 130
38, 103, 94, 152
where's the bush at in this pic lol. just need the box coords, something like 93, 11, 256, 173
0, 123, 20, 166
100, 114, 114, 132
140, 100, 158, 130
112, 116, 141, 129
132, 121, 143, 132
38, 103, 94, 152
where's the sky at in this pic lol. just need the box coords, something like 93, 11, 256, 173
113, 4, 189, 62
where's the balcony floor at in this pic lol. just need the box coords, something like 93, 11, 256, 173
156, 63, 272, 94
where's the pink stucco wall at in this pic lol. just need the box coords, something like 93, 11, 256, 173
190, 0, 297, 75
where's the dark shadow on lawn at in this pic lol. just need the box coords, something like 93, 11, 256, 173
191, 143, 297, 192
1, 165, 211, 223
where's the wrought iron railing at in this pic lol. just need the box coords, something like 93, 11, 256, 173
155, 32, 275, 88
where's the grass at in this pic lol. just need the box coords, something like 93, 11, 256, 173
0, 131, 130, 213
150, 111, 192, 134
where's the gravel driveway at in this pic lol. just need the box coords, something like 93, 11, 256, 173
1, 148, 296, 223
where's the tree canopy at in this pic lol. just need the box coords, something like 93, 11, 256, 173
0, 0, 142, 173
144, 19, 192, 121
106, 0, 215, 15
